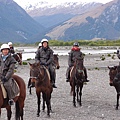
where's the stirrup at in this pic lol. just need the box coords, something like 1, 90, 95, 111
52, 83, 57, 88
8, 99, 14, 106
66, 79, 70, 82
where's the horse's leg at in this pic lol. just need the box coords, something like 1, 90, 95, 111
28, 78, 32, 95
17, 99, 25, 120
116, 93, 119, 110
6, 106, 12, 120
73, 81, 76, 107
76, 85, 79, 102
36, 91, 41, 117
0, 107, 1, 117
29, 87, 32, 95
42, 93, 46, 112
45, 93, 51, 117
79, 84, 83, 106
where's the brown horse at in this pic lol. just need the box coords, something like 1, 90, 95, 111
28, 54, 60, 94
13, 53, 22, 65
108, 66, 120, 110
53, 54, 60, 69
29, 62, 53, 117
0, 74, 26, 120
70, 58, 85, 107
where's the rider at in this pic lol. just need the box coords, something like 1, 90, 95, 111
38, 42, 42, 50
8, 42, 15, 54
0, 44, 19, 105
35, 38, 57, 88
66, 42, 89, 82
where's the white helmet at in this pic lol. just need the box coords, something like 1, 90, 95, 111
8, 42, 13, 46
1, 44, 10, 51
41, 39, 48, 43
38, 42, 42, 47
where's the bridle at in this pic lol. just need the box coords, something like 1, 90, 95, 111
30, 66, 46, 81
74, 60, 84, 82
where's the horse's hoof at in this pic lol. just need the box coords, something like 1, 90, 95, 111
73, 104, 76, 107
37, 113, 40, 117
109, 83, 113, 86
115, 107, 118, 110
50, 109, 54, 113
47, 114, 50, 117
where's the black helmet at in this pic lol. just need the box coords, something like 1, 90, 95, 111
73, 42, 79, 47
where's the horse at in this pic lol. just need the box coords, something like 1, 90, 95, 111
29, 62, 53, 117
53, 54, 60, 69
13, 53, 22, 65
108, 66, 120, 110
70, 57, 85, 107
0, 74, 26, 120
28, 54, 60, 94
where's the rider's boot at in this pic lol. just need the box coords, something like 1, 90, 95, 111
66, 67, 70, 82
83, 68, 89, 82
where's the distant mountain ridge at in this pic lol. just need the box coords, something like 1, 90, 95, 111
25, 1, 102, 29
0, 0, 45, 43
45, 0, 120, 40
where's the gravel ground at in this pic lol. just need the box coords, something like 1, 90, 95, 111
1, 53, 120, 120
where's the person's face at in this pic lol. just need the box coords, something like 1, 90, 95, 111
9, 44, 12, 48
2, 49, 9, 56
43, 42, 48, 48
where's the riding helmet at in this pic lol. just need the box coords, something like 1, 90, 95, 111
73, 42, 79, 47
1, 44, 10, 51
41, 39, 48, 43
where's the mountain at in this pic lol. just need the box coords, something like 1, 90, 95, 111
0, 0, 45, 43
25, 2, 102, 28
45, 0, 120, 40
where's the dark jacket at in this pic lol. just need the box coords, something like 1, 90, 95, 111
68, 47, 84, 67
35, 47, 54, 66
0, 53, 16, 80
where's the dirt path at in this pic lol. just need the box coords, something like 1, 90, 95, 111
1, 54, 120, 120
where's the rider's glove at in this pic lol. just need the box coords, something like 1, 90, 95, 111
2, 77, 8, 83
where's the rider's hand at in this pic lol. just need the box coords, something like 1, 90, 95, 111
2, 77, 8, 83
44, 63, 48, 66
40, 62, 44, 65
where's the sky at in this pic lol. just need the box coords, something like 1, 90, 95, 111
13, 0, 113, 7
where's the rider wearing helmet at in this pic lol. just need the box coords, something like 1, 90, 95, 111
0, 44, 19, 105
38, 42, 42, 50
8, 42, 15, 54
66, 42, 89, 82
35, 39, 57, 88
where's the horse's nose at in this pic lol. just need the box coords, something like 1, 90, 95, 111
56, 66, 60, 69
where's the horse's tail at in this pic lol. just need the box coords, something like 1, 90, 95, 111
15, 100, 20, 119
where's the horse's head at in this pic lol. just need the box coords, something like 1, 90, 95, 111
13, 53, 22, 65
29, 62, 42, 83
74, 57, 84, 74
53, 54, 60, 69
108, 66, 117, 86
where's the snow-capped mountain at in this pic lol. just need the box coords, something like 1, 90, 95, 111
22, 1, 100, 11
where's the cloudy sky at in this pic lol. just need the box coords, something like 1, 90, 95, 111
13, 0, 113, 6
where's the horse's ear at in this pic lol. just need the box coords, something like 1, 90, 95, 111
37, 62, 40, 66
108, 66, 110, 69
28, 62, 33, 68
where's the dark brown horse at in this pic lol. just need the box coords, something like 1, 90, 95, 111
13, 53, 22, 65
70, 58, 85, 107
0, 74, 26, 120
29, 62, 53, 117
28, 54, 59, 94
53, 54, 60, 69
108, 66, 120, 110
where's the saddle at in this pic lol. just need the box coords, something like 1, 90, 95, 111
0, 78, 20, 99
